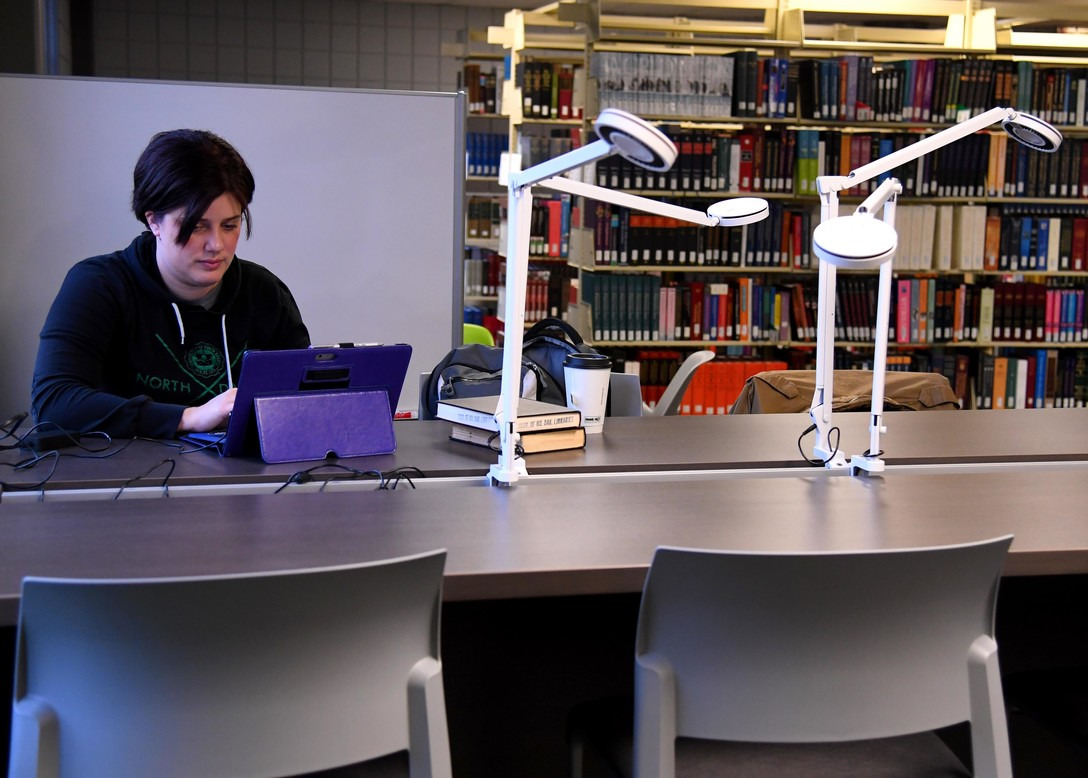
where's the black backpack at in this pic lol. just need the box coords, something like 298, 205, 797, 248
424, 318, 599, 419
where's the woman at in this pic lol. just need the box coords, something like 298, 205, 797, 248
31, 129, 310, 438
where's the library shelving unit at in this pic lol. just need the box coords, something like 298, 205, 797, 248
480, 0, 1088, 409
448, 37, 509, 338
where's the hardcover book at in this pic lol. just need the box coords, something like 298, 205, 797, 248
449, 422, 586, 454
437, 395, 581, 433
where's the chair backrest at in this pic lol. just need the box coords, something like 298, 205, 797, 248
635, 537, 1012, 754
10, 551, 450, 778
609, 372, 643, 417
648, 350, 715, 416
463, 322, 495, 346
418, 370, 435, 419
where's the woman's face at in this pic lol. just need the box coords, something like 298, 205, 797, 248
147, 193, 242, 302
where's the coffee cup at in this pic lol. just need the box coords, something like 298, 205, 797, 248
563, 353, 612, 434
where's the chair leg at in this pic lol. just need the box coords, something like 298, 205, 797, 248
968, 636, 1013, 778
635, 654, 676, 778
407, 657, 452, 778
568, 726, 586, 778
9, 697, 60, 778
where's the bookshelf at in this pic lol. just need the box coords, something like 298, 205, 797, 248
463, 131, 505, 336
452, 41, 508, 339
481, 0, 1088, 410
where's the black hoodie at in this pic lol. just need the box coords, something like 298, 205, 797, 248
31, 232, 310, 438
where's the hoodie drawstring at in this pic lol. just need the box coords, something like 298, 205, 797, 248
171, 303, 186, 345
220, 313, 233, 390
170, 304, 233, 391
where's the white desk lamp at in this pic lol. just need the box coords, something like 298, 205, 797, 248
490, 108, 770, 485
809, 107, 1061, 475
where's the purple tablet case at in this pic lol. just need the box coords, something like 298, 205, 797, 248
208, 344, 412, 457
253, 390, 396, 463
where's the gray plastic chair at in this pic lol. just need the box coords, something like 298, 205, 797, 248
609, 372, 644, 417
633, 537, 1014, 778
419, 371, 435, 419
9, 550, 451, 778
644, 350, 715, 416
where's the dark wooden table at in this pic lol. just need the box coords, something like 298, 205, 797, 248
4, 468, 1088, 625
3, 409, 1088, 495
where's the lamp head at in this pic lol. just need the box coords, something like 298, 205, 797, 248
707, 197, 770, 226
1002, 112, 1062, 153
594, 108, 677, 172
812, 213, 897, 270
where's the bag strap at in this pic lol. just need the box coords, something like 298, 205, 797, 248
524, 316, 584, 345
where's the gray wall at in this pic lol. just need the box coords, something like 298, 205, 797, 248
0, 1, 39, 74
88, 0, 509, 91
0, 0, 75, 75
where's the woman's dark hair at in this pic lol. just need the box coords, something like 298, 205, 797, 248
132, 129, 255, 245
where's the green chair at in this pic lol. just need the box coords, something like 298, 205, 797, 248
463, 322, 495, 346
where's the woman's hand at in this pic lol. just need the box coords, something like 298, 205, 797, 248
177, 387, 237, 433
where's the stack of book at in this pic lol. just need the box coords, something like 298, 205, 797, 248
436, 395, 586, 454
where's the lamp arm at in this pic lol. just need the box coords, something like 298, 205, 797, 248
819, 106, 1015, 195
852, 180, 901, 476
855, 177, 902, 215
537, 175, 721, 226
489, 180, 534, 486
505, 140, 613, 189
809, 258, 845, 467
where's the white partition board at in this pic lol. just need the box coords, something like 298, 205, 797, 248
0, 75, 463, 418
